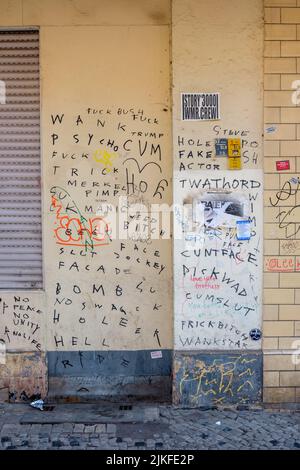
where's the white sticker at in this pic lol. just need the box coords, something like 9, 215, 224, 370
185, 232, 205, 250
151, 350, 163, 359
181, 93, 220, 121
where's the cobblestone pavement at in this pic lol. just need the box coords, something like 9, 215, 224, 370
0, 403, 299, 450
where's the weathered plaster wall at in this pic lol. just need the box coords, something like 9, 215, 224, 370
172, 0, 264, 406
42, 23, 172, 399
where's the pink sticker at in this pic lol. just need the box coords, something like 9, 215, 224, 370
276, 160, 290, 171
151, 351, 163, 359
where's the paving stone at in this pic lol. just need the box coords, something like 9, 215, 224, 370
155, 442, 164, 448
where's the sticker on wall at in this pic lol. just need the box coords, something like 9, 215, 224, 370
276, 160, 290, 171
193, 193, 248, 229
290, 177, 299, 184
249, 328, 262, 341
150, 351, 163, 359
236, 219, 251, 240
215, 138, 228, 156
228, 156, 242, 170
181, 93, 220, 121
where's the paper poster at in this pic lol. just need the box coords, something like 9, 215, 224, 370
276, 160, 290, 171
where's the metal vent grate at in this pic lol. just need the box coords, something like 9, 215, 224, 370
0, 30, 42, 289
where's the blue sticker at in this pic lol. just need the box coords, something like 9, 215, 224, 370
249, 328, 262, 341
215, 138, 228, 157
236, 219, 251, 240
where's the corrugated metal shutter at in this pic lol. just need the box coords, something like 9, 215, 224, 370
0, 30, 42, 289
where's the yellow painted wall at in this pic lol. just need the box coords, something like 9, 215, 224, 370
1, 0, 299, 405
42, 25, 172, 351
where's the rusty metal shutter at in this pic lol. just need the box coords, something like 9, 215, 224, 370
0, 30, 42, 289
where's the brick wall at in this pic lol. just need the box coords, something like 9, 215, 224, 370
264, 0, 300, 404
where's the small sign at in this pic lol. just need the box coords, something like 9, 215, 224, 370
249, 328, 262, 341
215, 138, 228, 157
228, 156, 241, 170
228, 138, 241, 157
276, 160, 290, 171
151, 350, 162, 359
265, 126, 276, 134
236, 219, 251, 240
181, 93, 220, 121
